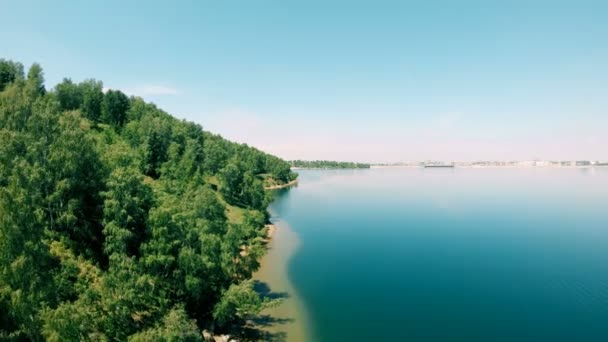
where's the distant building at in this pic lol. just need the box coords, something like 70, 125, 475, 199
535, 160, 550, 167
518, 160, 535, 167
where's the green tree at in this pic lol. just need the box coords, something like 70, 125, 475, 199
80, 79, 103, 123
54, 78, 83, 111
242, 171, 264, 210
212, 280, 278, 328
0, 59, 298, 339
25, 63, 46, 98
202, 135, 229, 173
102, 167, 154, 258
101, 89, 130, 128
0, 59, 24, 91
42, 242, 168, 341
128, 306, 201, 342
218, 161, 243, 204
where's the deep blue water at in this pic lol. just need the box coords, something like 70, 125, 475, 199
270, 168, 608, 341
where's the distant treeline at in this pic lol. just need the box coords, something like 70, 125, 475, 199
290, 160, 371, 169
0, 58, 296, 340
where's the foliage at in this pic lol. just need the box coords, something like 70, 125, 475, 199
212, 280, 279, 328
0, 59, 296, 339
79, 79, 104, 123
101, 89, 130, 128
128, 306, 202, 342
0, 59, 24, 91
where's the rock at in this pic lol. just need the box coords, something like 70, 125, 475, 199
213, 335, 230, 342
202, 329, 213, 341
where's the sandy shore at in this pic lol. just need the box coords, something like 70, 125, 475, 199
264, 179, 298, 190
252, 219, 309, 341
265, 224, 276, 240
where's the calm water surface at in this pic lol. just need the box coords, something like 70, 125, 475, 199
269, 167, 608, 341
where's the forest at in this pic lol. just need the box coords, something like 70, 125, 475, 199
290, 160, 370, 169
0, 59, 297, 340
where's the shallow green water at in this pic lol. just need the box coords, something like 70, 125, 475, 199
269, 167, 608, 341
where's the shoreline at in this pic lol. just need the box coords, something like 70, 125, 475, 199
265, 223, 276, 241
264, 179, 298, 190
252, 217, 309, 341
291, 167, 370, 170
371, 165, 608, 169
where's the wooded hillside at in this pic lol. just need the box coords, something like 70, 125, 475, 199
0, 59, 296, 340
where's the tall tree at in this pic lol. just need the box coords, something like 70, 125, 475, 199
79, 79, 103, 123
25, 63, 46, 98
219, 160, 243, 205
0, 59, 24, 91
102, 167, 153, 259
54, 78, 83, 111
101, 89, 130, 128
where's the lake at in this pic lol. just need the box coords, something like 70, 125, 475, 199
262, 167, 608, 341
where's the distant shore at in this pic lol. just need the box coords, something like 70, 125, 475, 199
370, 165, 608, 169
291, 167, 369, 170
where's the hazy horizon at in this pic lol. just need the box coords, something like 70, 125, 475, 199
3, 0, 607, 162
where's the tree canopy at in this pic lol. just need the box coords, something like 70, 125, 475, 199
0, 59, 297, 340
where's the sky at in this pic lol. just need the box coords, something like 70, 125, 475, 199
2, 0, 607, 162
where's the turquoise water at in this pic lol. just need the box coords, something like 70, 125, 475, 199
270, 168, 608, 341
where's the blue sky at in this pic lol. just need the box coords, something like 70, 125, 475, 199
2, 0, 607, 162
